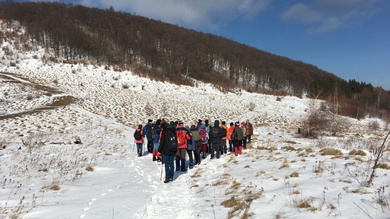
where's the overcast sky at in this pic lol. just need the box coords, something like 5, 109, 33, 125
16, 0, 390, 89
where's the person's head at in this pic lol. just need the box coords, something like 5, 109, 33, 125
230, 122, 234, 126
161, 122, 168, 130
205, 119, 209, 125
214, 120, 220, 127
222, 121, 226, 125
148, 119, 152, 124
178, 121, 184, 127
138, 124, 142, 129
190, 124, 196, 130
235, 122, 240, 127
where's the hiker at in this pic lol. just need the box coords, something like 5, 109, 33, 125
143, 119, 153, 153
220, 121, 228, 154
186, 125, 195, 169
246, 119, 254, 143
191, 124, 202, 165
158, 122, 177, 183
198, 124, 209, 159
241, 122, 247, 149
196, 119, 202, 130
134, 124, 145, 157
175, 121, 191, 172
204, 119, 211, 153
227, 122, 235, 153
209, 120, 223, 159
232, 122, 244, 156
152, 119, 162, 162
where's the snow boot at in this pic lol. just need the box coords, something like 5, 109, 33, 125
234, 147, 239, 156
189, 161, 194, 169
175, 159, 181, 171
239, 146, 243, 155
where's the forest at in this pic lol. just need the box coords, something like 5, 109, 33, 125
0, 1, 389, 121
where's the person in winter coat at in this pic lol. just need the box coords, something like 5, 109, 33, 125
175, 121, 191, 172
142, 119, 153, 153
220, 121, 228, 154
246, 119, 254, 143
190, 125, 202, 165
227, 122, 235, 153
241, 122, 247, 149
232, 122, 244, 156
152, 119, 162, 162
205, 119, 211, 153
158, 122, 177, 183
186, 125, 195, 169
134, 124, 145, 157
198, 124, 209, 159
209, 120, 223, 159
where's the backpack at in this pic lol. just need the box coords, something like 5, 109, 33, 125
192, 130, 201, 142
211, 127, 220, 138
221, 127, 227, 138
167, 131, 178, 152
134, 130, 142, 140
231, 130, 238, 141
199, 129, 207, 141
176, 130, 188, 146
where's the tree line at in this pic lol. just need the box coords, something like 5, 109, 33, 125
0, 1, 389, 121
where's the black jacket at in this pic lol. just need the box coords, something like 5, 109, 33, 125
158, 128, 177, 155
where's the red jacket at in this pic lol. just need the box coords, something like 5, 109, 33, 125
176, 125, 191, 149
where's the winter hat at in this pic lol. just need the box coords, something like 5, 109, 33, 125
235, 122, 240, 126
138, 124, 142, 129
169, 121, 175, 127
190, 125, 196, 130
178, 120, 184, 125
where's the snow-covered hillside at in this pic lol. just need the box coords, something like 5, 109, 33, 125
1, 20, 390, 219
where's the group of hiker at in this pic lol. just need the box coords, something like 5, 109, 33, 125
133, 118, 254, 183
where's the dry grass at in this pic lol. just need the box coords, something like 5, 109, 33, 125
348, 149, 366, 156
319, 148, 343, 156
290, 172, 299, 177
281, 146, 296, 151
85, 165, 94, 171
376, 163, 390, 170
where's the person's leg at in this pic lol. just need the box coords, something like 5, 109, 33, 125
168, 155, 175, 180
162, 154, 170, 182
215, 143, 221, 158
210, 143, 215, 159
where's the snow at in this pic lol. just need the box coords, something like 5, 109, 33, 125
1, 21, 390, 219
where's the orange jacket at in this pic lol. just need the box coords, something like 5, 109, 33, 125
227, 125, 235, 141
221, 124, 228, 140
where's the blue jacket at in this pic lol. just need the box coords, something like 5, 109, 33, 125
152, 125, 161, 143
185, 125, 195, 151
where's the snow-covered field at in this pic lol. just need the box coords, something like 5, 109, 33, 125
1, 21, 390, 219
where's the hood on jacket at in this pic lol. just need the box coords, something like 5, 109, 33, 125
213, 120, 220, 128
